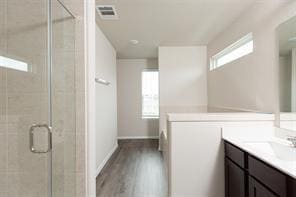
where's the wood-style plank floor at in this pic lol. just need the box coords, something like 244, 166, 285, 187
96, 139, 168, 197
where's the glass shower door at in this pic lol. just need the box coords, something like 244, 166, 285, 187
3, 0, 51, 196
0, 0, 76, 196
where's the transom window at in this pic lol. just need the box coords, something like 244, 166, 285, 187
142, 70, 159, 119
0, 56, 29, 72
210, 33, 253, 70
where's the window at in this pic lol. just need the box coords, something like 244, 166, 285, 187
210, 33, 253, 70
142, 70, 159, 119
0, 56, 29, 72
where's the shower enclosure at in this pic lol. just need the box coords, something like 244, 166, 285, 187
0, 0, 76, 196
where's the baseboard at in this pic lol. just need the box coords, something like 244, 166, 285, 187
117, 136, 159, 140
96, 144, 118, 177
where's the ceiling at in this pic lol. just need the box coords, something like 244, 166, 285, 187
95, 0, 258, 59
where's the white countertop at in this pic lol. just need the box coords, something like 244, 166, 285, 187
167, 112, 274, 122
222, 126, 296, 179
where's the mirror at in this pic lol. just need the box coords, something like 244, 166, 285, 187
278, 15, 296, 131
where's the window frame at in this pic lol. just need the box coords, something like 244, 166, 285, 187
141, 69, 159, 119
210, 33, 253, 71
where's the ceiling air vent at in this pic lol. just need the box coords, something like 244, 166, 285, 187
96, 5, 119, 20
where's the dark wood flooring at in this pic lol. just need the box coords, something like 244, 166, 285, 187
96, 139, 168, 197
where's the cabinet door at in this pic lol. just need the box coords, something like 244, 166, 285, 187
225, 158, 245, 197
249, 176, 277, 197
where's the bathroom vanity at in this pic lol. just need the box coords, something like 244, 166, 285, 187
224, 140, 296, 197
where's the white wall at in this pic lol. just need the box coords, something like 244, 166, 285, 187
95, 24, 118, 175
86, 0, 96, 195
207, 1, 296, 113
158, 46, 208, 135
117, 59, 159, 138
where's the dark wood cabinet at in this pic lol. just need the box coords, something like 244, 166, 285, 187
225, 158, 245, 197
224, 141, 296, 197
225, 142, 245, 168
249, 176, 277, 197
248, 156, 286, 197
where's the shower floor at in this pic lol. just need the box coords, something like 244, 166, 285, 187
96, 139, 168, 197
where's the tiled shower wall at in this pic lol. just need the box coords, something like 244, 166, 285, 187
64, 0, 87, 196
61, 0, 87, 196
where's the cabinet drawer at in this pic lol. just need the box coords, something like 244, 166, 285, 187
248, 156, 286, 197
225, 142, 245, 168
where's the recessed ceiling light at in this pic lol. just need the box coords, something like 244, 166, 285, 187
129, 40, 139, 45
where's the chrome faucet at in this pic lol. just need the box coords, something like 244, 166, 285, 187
287, 136, 296, 148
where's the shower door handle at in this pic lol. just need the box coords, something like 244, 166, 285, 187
29, 124, 52, 153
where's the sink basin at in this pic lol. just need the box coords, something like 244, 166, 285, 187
244, 141, 296, 161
